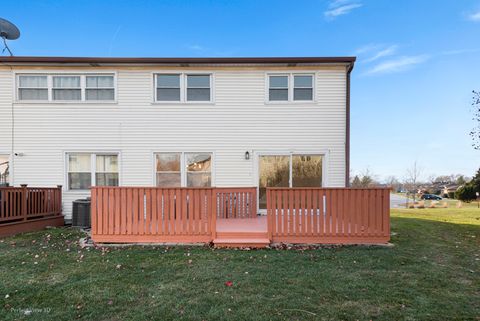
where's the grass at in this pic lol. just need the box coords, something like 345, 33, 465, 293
0, 208, 479, 321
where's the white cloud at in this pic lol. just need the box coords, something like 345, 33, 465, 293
324, 0, 363, 19
440, 48, 480, 55
365, 55, 430, 75
467, 10, 480, 21
354, 44, 382, 55
363, 45, 398, 63
187, 44, 205, 51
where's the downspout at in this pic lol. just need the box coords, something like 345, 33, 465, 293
1, 62, 14, 186
345, 61, 355, 187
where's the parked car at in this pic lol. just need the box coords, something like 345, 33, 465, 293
421, 194, 442, 200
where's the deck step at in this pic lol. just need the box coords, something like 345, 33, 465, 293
213, 238, 270, 248
216, 231, 268, 239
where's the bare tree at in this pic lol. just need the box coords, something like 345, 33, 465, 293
405, 161, 423, 203
471, 90, 480, 150
385, 175, 401, 192
351, 168, 378, 188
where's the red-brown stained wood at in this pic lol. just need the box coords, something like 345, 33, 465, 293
108, 189, 114, 235
306, 189, 312, 236
97, 189, 103, 234
266, 187, 390, 245
91, 188, 97, 235
89, 187, 390, 245
114, 188, 120, 235
145, 189, 151, 235
120, 188, 126, 235
126, 188, 132, 235
132, 188, 138, 235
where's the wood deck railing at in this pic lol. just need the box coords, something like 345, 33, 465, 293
91, 186, 390, 245
0, 185, 63, 237
91, 187, 217, 243
215, 187, 257, 219
0, 185, 62, 223
266, 188, 390, 244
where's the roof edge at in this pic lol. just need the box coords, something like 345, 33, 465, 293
0, 56, 356, 65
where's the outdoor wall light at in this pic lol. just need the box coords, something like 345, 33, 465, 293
245, 151, 250, 160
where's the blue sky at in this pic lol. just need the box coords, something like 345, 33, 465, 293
3, 0, 480, 181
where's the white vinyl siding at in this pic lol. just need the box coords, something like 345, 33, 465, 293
3, 66, 347, 219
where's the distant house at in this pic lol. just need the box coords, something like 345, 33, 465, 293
442, 185, 460, 198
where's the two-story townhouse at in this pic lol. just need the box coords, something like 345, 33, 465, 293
0, 56, 355, 220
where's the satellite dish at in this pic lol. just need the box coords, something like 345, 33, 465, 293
0, 18, 20, 56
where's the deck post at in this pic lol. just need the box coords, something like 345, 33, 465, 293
56, 185, 62, 216
266, 188, 272, 240
20, 184, 28, 221
210, 189, 217, 241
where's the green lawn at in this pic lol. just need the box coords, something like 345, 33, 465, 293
1, 208, 479, 321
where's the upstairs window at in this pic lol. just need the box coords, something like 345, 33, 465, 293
269, 75, 289, 101
86, 76, 115, 101
18, 75, 48, 100
53, 76, 81, 101
156, 74, 181, 101
186, 75, 211, 101
267, 74, 314, 102
154, 73, 212, 103
293, 75, 313, 101
16, 74, 115, 102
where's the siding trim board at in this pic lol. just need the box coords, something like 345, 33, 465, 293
345, 62, 354, 187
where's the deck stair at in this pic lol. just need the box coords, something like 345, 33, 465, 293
213, 217, 270, 248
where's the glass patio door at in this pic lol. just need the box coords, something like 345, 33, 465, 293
258, 155, 290, 210
258, 154, 323, 210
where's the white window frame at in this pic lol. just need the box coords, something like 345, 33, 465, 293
153, 72, 214, 104
17, 75, 48, 101
85, 75, 117, 101
65, 152, 121, 191
14, 72, 117, 103
265, 72, 316, 103
52, 75, 82, 101
254, 150, 328, 213
153, 151, 215, 187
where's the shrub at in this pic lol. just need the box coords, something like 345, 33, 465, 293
448, 192, 455, 199
455, 185, 477, 203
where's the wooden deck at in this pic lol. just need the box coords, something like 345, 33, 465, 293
0, 186, 64, 238
91, 187, 390, 247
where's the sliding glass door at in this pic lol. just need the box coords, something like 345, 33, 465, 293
258, 156, 290, 210
258, 154, 323, 209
